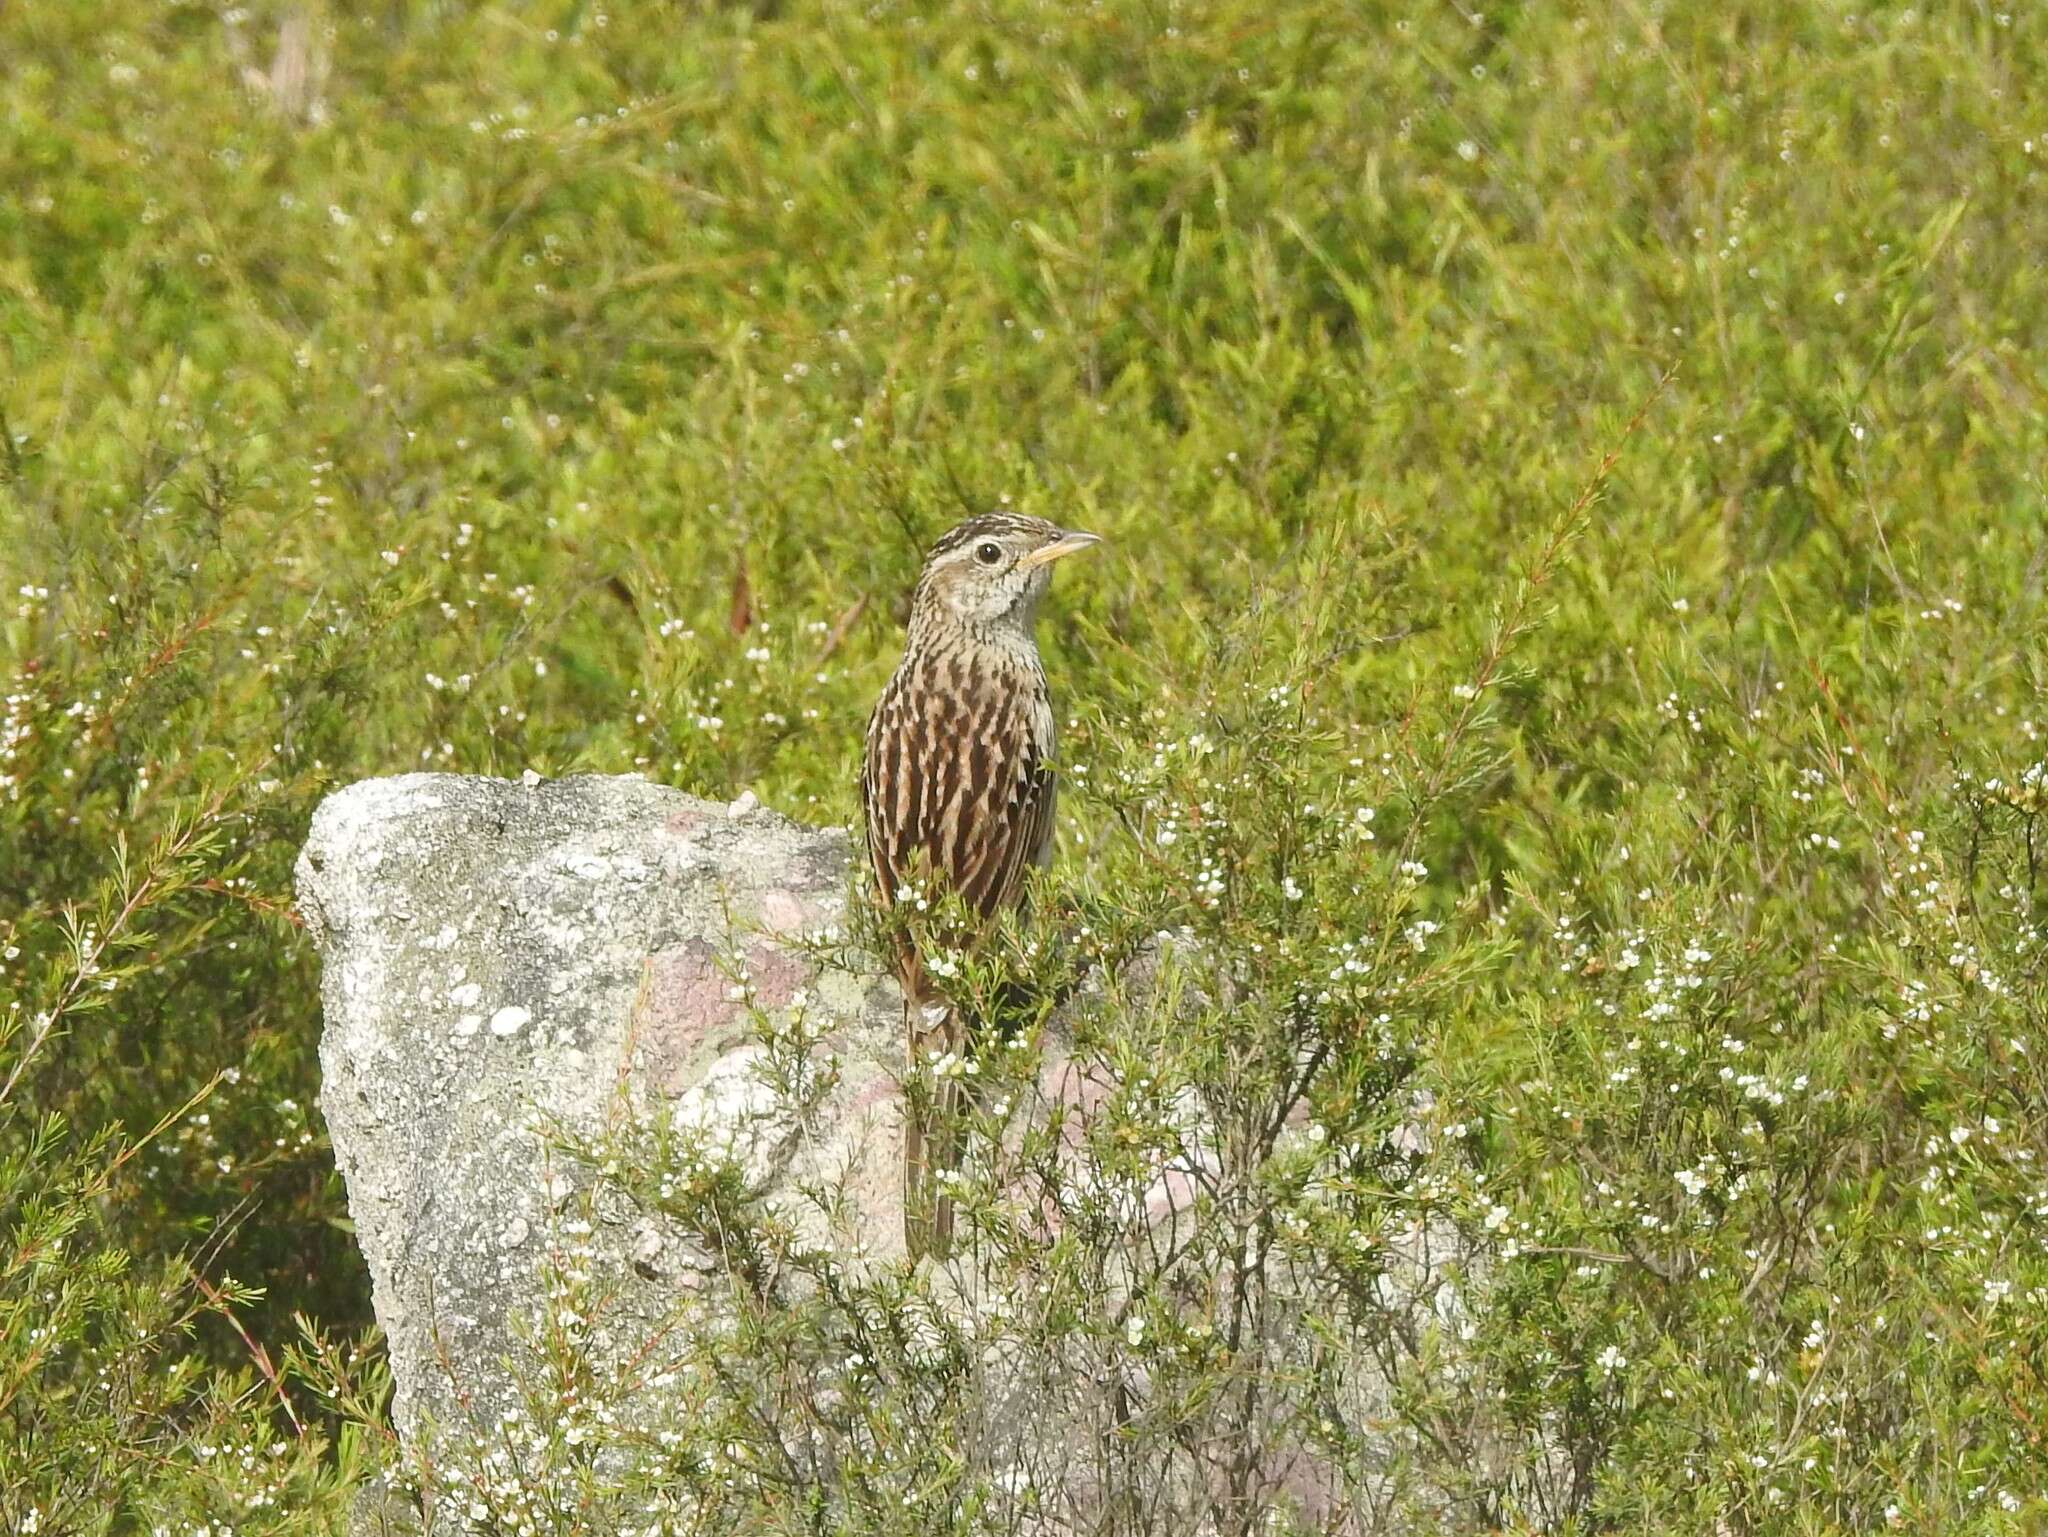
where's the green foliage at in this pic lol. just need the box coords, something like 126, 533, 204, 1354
0, 802, 382, 1530
3, 0, 2046, 1528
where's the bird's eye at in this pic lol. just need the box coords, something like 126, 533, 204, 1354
973, 540, 1004, 566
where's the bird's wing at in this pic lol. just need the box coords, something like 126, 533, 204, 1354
861, 680, 932, 998
955, 733, 1055, 919
863, 661, 1053, 930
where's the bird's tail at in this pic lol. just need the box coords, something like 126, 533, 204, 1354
904, 1001, 963, 1260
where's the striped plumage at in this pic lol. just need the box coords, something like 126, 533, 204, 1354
861, 512, 1100, 1258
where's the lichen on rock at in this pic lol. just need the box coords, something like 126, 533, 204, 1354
299, 773, 907, 1469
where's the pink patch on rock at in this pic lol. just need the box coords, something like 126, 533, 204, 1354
757, 889, 812, 933
1040, 1051, 1120, 1152
849, 1075, 903, 1116
661, 808, 705, 839
636, 941, 744, 1094
1143, 1164, 1208, 1229
630, 942, 815, 1096
741, 942, 806, 1010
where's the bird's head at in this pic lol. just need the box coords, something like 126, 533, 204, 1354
910, 513, 1102, 635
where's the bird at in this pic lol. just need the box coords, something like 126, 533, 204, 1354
861, 512, 1102, 1258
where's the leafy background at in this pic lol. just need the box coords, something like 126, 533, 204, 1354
2, 0, 2045, 1530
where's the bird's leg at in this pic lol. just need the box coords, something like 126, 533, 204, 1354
904, 995, 962, 1260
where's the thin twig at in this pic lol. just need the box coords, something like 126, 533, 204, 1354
189, 1267, 307, 1439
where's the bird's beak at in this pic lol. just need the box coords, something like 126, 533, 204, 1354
1018, 530, 1104, 570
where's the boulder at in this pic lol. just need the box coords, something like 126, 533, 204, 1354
298, 773, 905, 1459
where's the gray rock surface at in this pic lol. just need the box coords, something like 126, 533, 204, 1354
299, 773, 905, 1458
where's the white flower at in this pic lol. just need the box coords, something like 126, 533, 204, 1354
1595, 1344, 1627, 1374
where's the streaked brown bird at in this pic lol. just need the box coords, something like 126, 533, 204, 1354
861, 512, 1102, 1258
